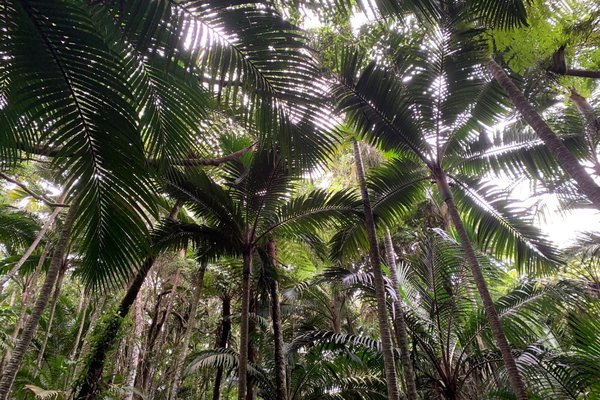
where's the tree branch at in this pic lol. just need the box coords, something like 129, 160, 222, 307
162, 143, 258, 167
0, 172, 68, 207
19, 143, 258, 168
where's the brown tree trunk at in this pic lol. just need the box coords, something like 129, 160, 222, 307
383, 229, 419, 400
125, 296, 144, 400
0, 203, 76, 400
238, 248, 252, 400
267, 240, 288, 400
1, 262, 40, 371
71, 297, 105, 382
74, 256, 156, 400
570, 89, 600, 175
213, 294, 231, 400
169, 264, 206, 400
353, 140, 401, 400
70, 295, 89, 362
135, 268, 181, 399
434, 170, 527, 400
36, 260, 69, 369
73, 201, 183, 400
3, 239, 51, 366
488, 59, 600, 210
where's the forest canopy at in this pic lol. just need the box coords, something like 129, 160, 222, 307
0, 0, 600, 399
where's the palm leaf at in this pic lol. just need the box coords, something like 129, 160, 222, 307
450, 176, 562, 275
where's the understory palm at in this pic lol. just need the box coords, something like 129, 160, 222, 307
154, 149, 358, 398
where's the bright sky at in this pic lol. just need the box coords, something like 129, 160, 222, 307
538, 199, 600, 248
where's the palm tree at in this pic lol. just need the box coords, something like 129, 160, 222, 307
168, 262, 207, 400
383, 228, 419, 399
331, 11, 561, 398
152, 150, 359, 399
257, 239, 288, 400
352, 140, 401, 400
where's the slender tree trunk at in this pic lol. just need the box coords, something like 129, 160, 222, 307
3, 239, 51, 366
487, 59, 600, 210
136, 283, 165, 396
353, 140, 401, 400
1, 267, 39, 371
169, 264, 206, 400
0, 203, 76, 400
135, 268, 181, 399
70, 295, 89, 362
74, 201, 183, 400
125, 296, 144, 400
212, 294, 231, 400
267, 240, 287, 400
0, 193, 66, 294
246, 289, 258, 400
71, 297, 105, 382
238, 249, 252, 400
434, 170, 527, 400
570, 89, 600, 174
383, 229, 419, 400
36, 260, 69, 369
73, 256, 155, 400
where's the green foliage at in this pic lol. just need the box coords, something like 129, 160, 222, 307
1, 0, 599, 399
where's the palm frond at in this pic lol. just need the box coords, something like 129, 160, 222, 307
259, 189, 361, 243
113, 0, 339, 170
185, 348, 276, 397
288, 330, 384, 355
1, 1, 160, 289
450, 175, 562, 275
0, 205, 40, 254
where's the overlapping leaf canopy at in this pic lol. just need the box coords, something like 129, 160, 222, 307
0, 0, 339, 288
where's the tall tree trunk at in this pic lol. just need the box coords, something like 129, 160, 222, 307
135, 268, 180, 400
71, 297, 105, 382
0, 203, 76, 400
212, 294, 231, 400
2, 238, 51, 368
143, 268, 180, 400
353, 140, 401, 400
36, 260, 69, 369
74, 256, 155, 400
70, 295, 89, 362
246, 289, 258, 400
267, 240, 287, 400
570, 89, 600, 175
487, 59, 600, 210
125, 296, 144, 400
169, 264, 206, 400
383, 229, 419, 400
0, 193, 66, 294
237, 248, 253, 400
434, 170, 527, 400
74, 201, 183, 400
1, 263, 40, 371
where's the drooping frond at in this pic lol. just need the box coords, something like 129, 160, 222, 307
111, 0, 340, 171
450, 176, 562, 275
259, 189, 361, 243
1, 1, 159, 289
